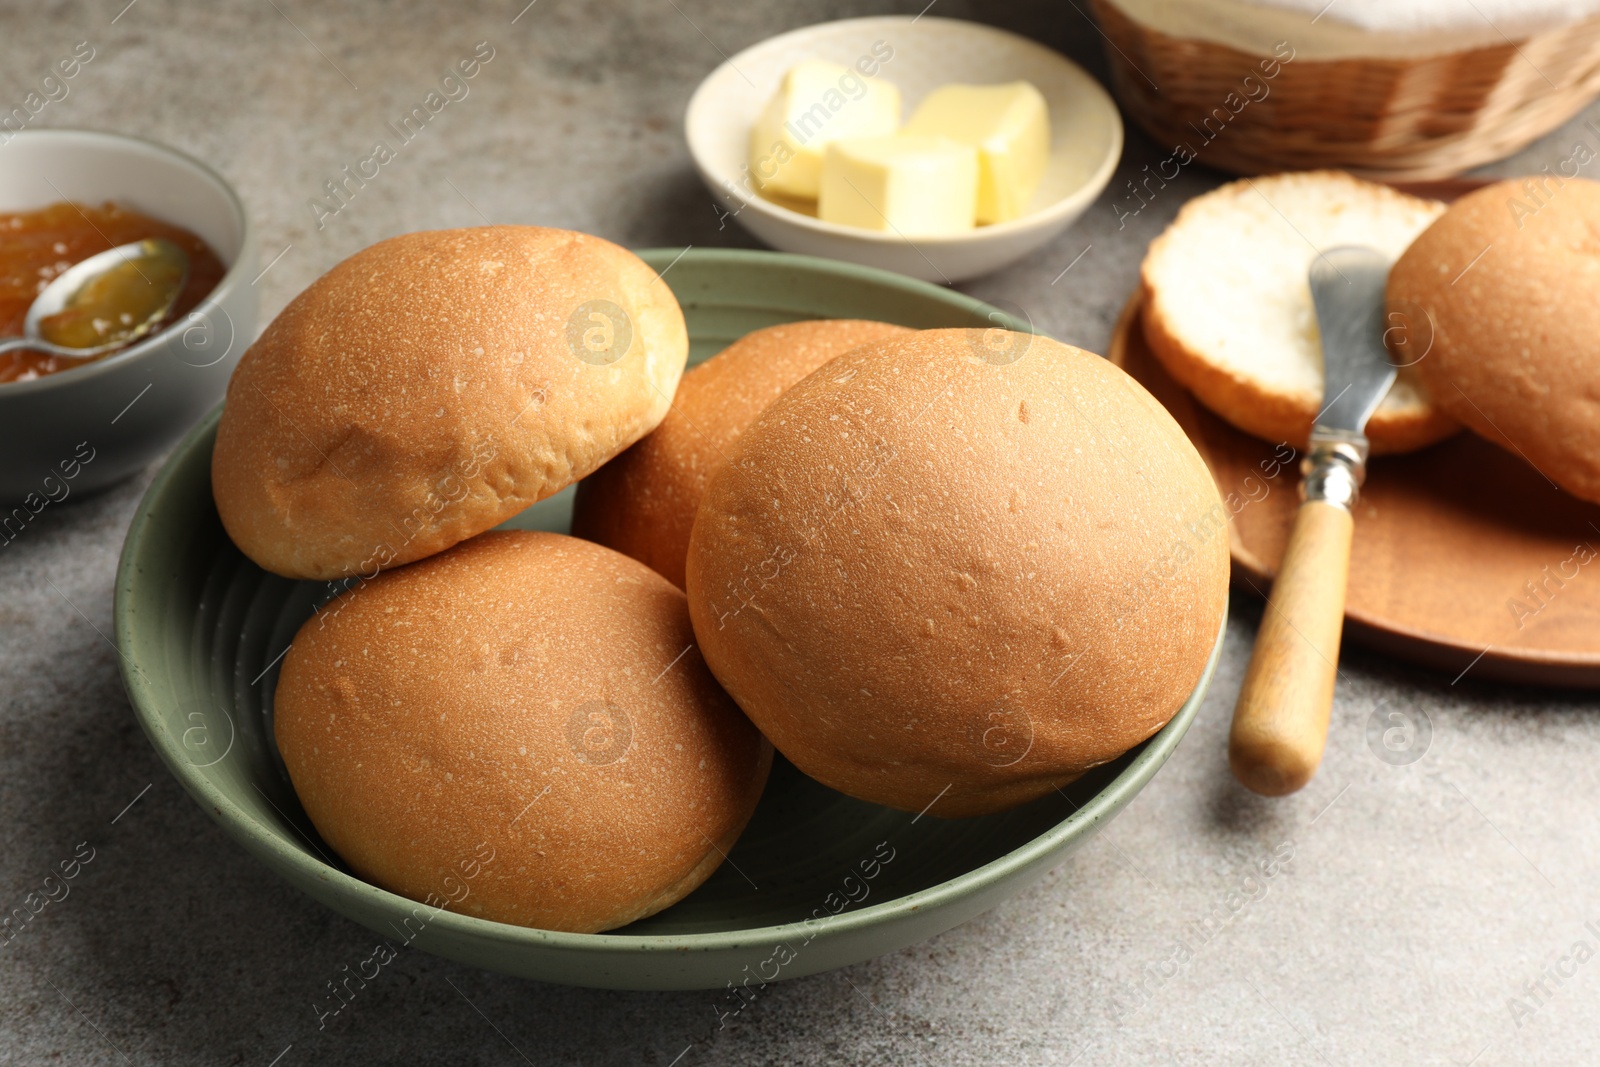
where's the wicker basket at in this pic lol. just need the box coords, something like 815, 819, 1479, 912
1089, 0, 1600, 180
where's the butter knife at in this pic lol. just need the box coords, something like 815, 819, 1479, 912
1229, 246, 1395, 796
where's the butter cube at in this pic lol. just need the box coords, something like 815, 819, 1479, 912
905, 82, 1050, 224
749, 60, 901, 200
817, 135, 978, 237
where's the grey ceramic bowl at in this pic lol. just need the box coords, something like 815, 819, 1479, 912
0, 129, 256, 510
117, 248, 1221, 991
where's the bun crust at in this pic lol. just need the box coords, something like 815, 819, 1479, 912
273, 530, 771, 934
1390, 178, 1600, 503
213, 227, 688, 580
685, 329, 1229, 818
1141, 171, 1457, 454
573, 319, 911, 587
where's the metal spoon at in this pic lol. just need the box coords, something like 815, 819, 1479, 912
0, 238, 190, 359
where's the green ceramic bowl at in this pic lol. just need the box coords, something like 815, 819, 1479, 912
115, 249, 1222, 991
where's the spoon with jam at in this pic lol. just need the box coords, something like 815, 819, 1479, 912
0, 238, 190, 360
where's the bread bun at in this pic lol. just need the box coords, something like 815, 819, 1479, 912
573, 319, 911, 587
273, 530, 771, 934
1141, 171, 1456, 454
213, 227, 688, 581
1389, 178, 1600, 503
685, 329, 1228, 818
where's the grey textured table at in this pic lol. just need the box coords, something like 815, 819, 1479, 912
3, 2, 1597, 1064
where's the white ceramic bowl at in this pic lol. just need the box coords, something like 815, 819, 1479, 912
685, 16, 1123, 283
0, 130, 256, 508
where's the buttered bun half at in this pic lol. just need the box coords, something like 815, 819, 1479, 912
213, 227, 688, 581
1389, 178, 1600, 503
573, 319, 911, 588
273, 530, 771, 934
1142, 171, 1455, 454
686, 329, 1229, 818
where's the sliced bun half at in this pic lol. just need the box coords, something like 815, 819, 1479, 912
1390, 177, 1600, 503
1141, 171, 1456, 455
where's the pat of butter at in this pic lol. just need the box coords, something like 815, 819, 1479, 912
748, 61, 902, 199
904, 82, 1050, 224
749, 61, 901, 200
817, 135, 978, 237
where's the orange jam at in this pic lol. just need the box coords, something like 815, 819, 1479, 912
0, 202, 226, 383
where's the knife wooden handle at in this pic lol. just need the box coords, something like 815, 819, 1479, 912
1229, 499, 1353, 796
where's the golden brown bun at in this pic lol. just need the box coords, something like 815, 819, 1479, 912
1390, 178, 1600, 503
1140, 170, 1458, 455
685, 329, 1229, 818
572, 319, 911, 588
213, 227, 688, 581
273, 530, 771, 934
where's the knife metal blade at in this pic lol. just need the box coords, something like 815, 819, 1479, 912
1309, 246, 1396, 442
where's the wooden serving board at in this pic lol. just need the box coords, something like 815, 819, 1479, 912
1110, 293, 1600, 687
